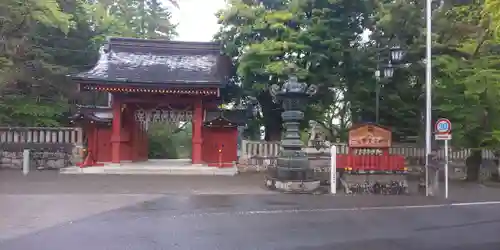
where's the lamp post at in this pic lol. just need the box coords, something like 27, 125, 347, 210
374, 45, 405, 124
264, 75, 321, 193
424, 0, 433, 197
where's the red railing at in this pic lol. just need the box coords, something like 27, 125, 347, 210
337, 154, 406, 173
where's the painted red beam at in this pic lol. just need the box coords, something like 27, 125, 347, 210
119, 96, 196, 105
80, 84, 219, 96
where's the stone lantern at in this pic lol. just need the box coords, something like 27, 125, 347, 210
265, 75, 321, 193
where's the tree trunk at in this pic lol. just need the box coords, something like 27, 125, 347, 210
466, 149, 482, 181
258, 92, 282, 141
149, 0, 158, 37
264, 120, 281, 141
139, 0, 146, 37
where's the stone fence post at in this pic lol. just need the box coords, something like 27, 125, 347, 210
70, 127, 84, 165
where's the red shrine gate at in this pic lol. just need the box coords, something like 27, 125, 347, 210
70, 37, 246, 167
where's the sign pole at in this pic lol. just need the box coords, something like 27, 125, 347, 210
444, 139, 449, 199
330, 145, 337, 194
434, 118, 452, 199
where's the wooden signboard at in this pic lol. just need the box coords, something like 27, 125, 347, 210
348, 124, 392, 148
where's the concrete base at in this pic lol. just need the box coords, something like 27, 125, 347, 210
60, 159, 238, 176
264, 176, 322, 194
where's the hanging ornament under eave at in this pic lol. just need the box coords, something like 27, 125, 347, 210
134, 109, 149, 131
134, 108, 194, 131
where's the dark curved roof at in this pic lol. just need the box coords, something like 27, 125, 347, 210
72, 37, 230, 87
204, 110, 247, 127
69, 106, 112, 124
349, 122, 392, 131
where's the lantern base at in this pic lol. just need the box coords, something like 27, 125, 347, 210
264, 175, 322, 194
264, 166, 322, 194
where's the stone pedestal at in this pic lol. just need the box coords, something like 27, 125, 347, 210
265, 175, 321, 193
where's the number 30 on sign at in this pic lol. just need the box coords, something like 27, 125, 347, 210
435, 118, 452, 140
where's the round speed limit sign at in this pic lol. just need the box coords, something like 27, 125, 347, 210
435, 118, 451, 134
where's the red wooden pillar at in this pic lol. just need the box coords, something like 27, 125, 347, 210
129, 106, 141, 162
192, 99, 203, 164
111, 95, 122, 164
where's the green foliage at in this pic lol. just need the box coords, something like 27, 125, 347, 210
148, 122, 192, 159
484, 0, 500, 41
91, 0, 177, 39
215, 0, 500, 180
372, 0, 500, 180
2, 0, 500, 181
0, 0, 177, 127
0, 96, 67, 126
216, 0, 370, 140
0, 0, 76, 126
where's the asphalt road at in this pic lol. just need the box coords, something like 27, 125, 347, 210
1, 170, 500, 250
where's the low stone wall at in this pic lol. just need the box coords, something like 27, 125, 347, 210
0, 127, 83, 170
0, 143, 79, 170
0, 151, 23, 169
237, 157, 272, 173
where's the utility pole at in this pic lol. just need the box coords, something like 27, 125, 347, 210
424, 0, 433, 196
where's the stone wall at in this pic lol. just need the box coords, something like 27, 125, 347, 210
0, 127, 83, 170
0, 144, 80, 170
0, 151, 23, 169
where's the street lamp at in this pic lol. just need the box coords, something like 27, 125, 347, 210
374, 45, 404, 124
383, 63, 394, 78
390, 45, 405, 62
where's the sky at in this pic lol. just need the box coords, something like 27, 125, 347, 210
167, 0, 370, 42
168, 0, 227, 42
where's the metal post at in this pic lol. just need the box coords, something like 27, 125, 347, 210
444, 139, 449, 199
425, 0, 433, 197
22, 149, 30, 175
375, 81, 380, 124
330, 145, 337, 194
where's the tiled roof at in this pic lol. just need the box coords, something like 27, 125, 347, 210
69, 106, 112, 124
72, 37, 228, 87
204, 110, 248, 126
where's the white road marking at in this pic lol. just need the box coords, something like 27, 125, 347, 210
450, 201, 500, 206
172, 201, 500, 219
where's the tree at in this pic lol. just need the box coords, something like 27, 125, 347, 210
94, 0, 177, 39
0, 0, 74, 126
0, 0, 178, 126
148, 122, 192, 159
370, 0, 500, 180
216, 0, 500, 180
433, 1, 500, 181
216, 0, 371, 141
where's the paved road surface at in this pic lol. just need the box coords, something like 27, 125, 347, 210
1, 170, 500, 250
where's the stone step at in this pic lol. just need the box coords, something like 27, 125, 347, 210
60, 166, 238, 176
